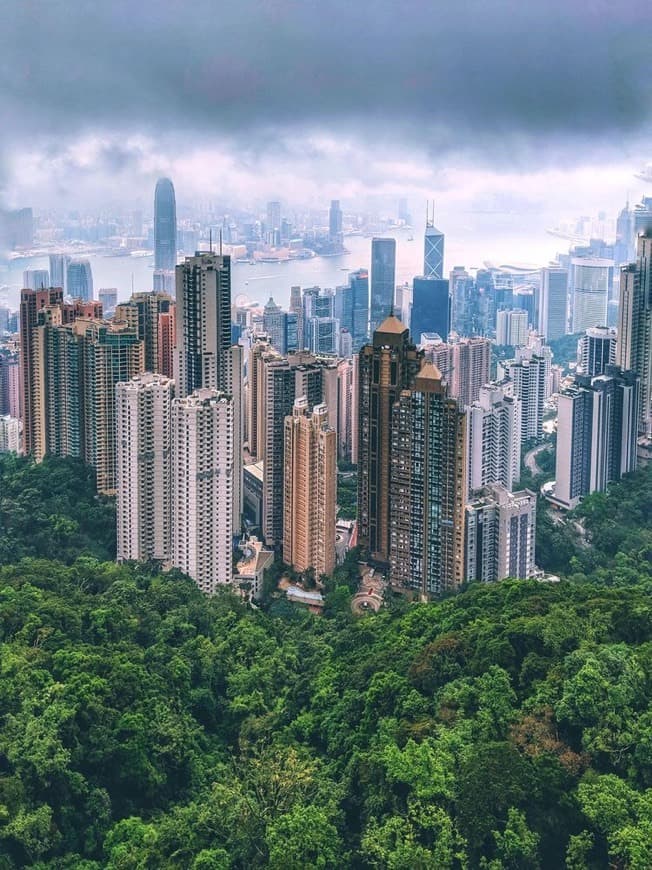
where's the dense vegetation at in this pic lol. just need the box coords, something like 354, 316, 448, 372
0, 458, 651, 868
548, 332, 585, 372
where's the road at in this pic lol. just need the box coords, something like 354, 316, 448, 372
524, 443, 548, 476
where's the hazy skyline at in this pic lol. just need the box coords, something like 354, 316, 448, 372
2, 1, 652, 229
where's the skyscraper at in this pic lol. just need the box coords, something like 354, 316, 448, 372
49, 254, 70, 291
23, 269, 49, 291
66, 259, 94, 301
496, 308, 529, 347
154, 177, 177, 272
555, 367, 639, 509
266, 201, 281, 245
450, 338, 492, 408
577, 326, 617, 377
98, 289, 118, 317
465, 485, 537, 583
329, 200, 343, 248
263, 297, 288, 354
175, 252, 232, 397
357, 314, 422, 563
411, 277, 450, 341
116, 373, 174, 563
506, 350, 547, 442
617, 231, 652, 435
171, 389, 235, 593
369, 238, 396, 334
569, 257, 613, 333
467, 384, 522, 493
538, 267, 568, 340
283, 399, 336, 578
349, 268, 369, 351
389, 361, 467, 596
120, 291, 175, 374
424, 203, 444, 279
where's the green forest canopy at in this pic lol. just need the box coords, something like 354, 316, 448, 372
0, 455, 650, 868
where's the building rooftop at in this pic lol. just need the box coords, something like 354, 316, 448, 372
376, 314, 407, 335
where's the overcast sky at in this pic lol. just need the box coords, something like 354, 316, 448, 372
1, 0, 652, 228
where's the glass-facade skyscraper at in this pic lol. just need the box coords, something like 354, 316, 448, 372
411, 277, 450, 342
424, 204, 444, 279
66, 259, 93, 301
154, 177, 177, 273
370, 238, 396, 334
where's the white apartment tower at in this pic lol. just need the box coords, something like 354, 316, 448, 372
116, 373, 174, 563
467, 384, 522, 493
171, 389, 235, 593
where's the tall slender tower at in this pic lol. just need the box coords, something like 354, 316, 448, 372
66, 259, 94, 301
171, 389, 235, 594
154, 178, 177, 272
617, 231, 652, 435
116, 373, 174, 563
389, 361, 467, 596
424, 201, 445, 279
283, 399, 336, 577
357, 314, 422, 563
175, 252, 232, 397
369, 239, 396, 335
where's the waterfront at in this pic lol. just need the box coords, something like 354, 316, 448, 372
1, 218, 563, 310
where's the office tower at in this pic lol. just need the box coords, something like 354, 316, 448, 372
157, 307, 176, 378
538, 267, 568, 340
66, 259, 94, 301
49, 254, 70, 291
468, 384, 521, 492
465, 485, 537, 583
357, 314, 422, 563
394, 282, 412, 328
75, 319, 144, 494
569, 257, 613, 333
171, 389, 235, 593
389, 361, 467, 596
615, 202, 635, 264
283, 399, 336, 577
506, 351, 547, 442
310, 316, 339, 355
338, 328, 353, 359
398, 197, 410, 225
266, 201, 281, 245
263, 297, 287, 354
154, 178, 177, 272
98, 289, 118, 317
0, 415, 20, 454
451, 337, 492, 408
2, 208, 33, 249
334, 284, 353, 335
617, 231, 652, 435
329, 199, 343, 247
496, 308, 528, 347
335, 357, 353, 461
450, 267, 475, 336
289, 286, 303, 349
116, 373, 174, 563
633, 196, 652, 240
410, 277, 449, 341
19, 287, 64, 455
424, 202, 444, 279
556, 367, 640, 509
349, 268, 369, 351
23, 270, 49, 291
369, 238, 396, 334
577, 326, 617, 377
175, 252, 231, 397
303, 288, 338, 354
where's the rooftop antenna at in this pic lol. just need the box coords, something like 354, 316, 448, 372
219, 228, 223, 256
209, 228, 213, 253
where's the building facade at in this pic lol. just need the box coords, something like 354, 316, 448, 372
369, 238, 396, 334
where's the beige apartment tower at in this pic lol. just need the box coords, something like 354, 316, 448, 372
283, 398, 336, 578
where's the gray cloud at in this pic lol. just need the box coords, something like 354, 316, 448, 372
1, 0, 651, 205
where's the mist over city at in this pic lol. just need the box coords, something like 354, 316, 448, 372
1, 2, 652, 868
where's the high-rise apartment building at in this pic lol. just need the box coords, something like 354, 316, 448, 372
124, 292, 175, 374
467, 384, 522, 493
283, 399, 336, 577
577, 326, 617, 377
496, 308, 529, 347
98, 289, 118, 317
451, 337, 492, 408
175, 252, 232, 397
389, 361, 467, 596
424, 204, 444, 279
66, 259, 94, 301
0, 348, 20, 419
74, 319, 144, 494
411, 277, 450, 342
49, 254, 70, 291
116, 373, 174, 563
0, 416, 20, 454
154, 178, 177, 292
171, 389, 235, 593
357, 315, 422, 563
617, 231, 652, 435
157, 308, 176, 378
555, 367, 639, 509
506, 351, 547, 442
465, 485, 537, 583
569, 257, 613, 333
538, 267, 568, 340
369, 238, 396, 334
